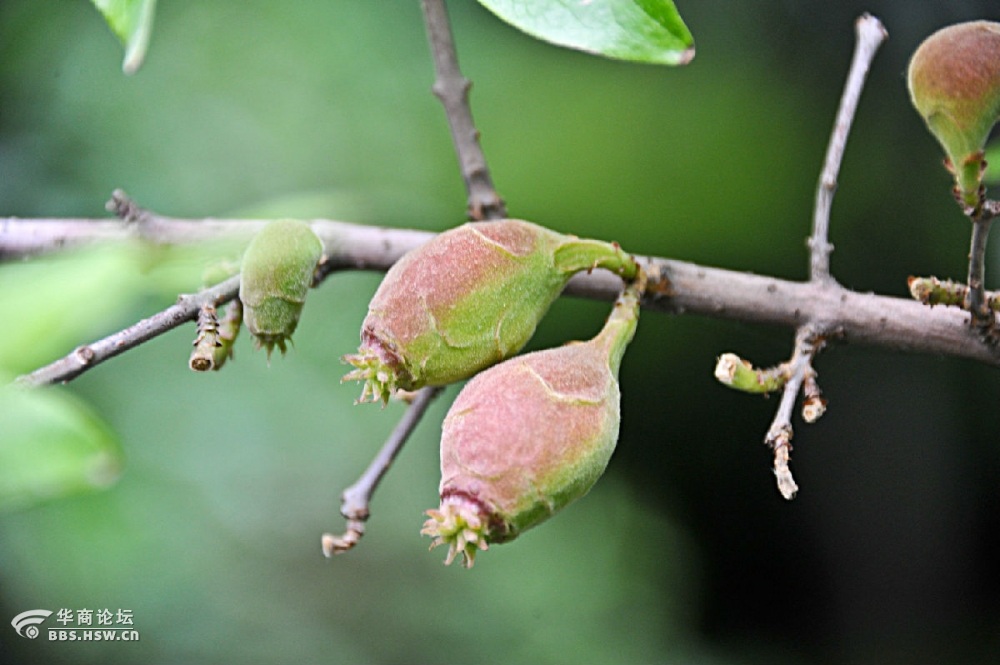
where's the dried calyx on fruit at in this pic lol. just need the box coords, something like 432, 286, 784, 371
239, 219, 324, 357
908, 21, 1000, 208
421, 275, 643, 568
343, 219, 637, 404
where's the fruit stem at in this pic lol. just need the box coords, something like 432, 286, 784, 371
593, 270, 644, 375
553, 238, 638, 280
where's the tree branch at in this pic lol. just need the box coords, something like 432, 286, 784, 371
14, 274, 240, 387
7, 216, 1000, 389
321, 386, 444, 556
725, 14, 889, 498
421, 0, 506, 220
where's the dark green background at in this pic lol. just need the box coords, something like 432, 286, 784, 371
2, 1, 1000, 663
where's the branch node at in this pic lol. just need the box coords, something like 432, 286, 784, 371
74, 345, 96, 366
105, 189, 149, 224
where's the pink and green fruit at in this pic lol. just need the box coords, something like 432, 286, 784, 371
421, 280, 641, 567
344, 219, 637, 404
908, 21, 1000, 207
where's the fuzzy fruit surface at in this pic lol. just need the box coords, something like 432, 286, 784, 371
422, 280, 641, 567
239, 219, 324, 355
345, 219, 635, 403
908, 21, 1000, 205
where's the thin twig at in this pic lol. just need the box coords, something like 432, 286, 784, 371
809, 14, 887, 283
761, 15, 886, 499
965, 215, 995, 329
321, 386, 444, 556
764, 327, 820, 499
421, 0, 506, 221
15, 275, 240, 387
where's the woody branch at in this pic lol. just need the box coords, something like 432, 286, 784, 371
6, 211, 1000, 388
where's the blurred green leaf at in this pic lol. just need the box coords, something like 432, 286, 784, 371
0, 242, 241, 375
0, 384, 123, 512
475, 0, 694, 65
89, 0, 157, 73
0, 247, 145, 373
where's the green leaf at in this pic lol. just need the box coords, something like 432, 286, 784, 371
89, 0, 158, 73
0, 384, 124, 512
475, 0, 694, 65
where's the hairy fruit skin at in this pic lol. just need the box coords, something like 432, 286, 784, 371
908, 21, 1000, 207
239, 219, 324, 356
422, 279, 641, 567
344, 219, 636, 403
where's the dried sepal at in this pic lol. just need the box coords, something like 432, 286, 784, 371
421, 495, 490, 568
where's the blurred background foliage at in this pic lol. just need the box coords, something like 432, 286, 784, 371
1, 1, 1000, 663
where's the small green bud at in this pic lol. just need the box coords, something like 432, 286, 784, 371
239, 220, 324, 357
344, 219, 636, 403
421, 279, 641, 567
908, 21, 1000, 207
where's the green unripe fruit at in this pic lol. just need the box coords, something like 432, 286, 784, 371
908, 21, 1000, 207
421, 279, 641, 567
239, 220, 324, 357
343, 219, 637, 403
